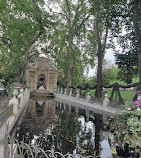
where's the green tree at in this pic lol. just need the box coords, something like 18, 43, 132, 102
113, 0, 138, 84
0, 0, 52, 82
46, 0, 93, 90
87, 0, 118, 97
102, 61, 119, 85
110, 0, 141, 87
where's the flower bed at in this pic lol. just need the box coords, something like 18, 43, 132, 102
108, 97, 141, 157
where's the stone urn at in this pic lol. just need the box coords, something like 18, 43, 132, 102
13, 88, 19, 96
104, 92, 108, 97
8, 89, 19, 116
18, 88, 24, 107
103, 92, 109, 107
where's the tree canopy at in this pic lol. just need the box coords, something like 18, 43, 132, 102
0, 0, 141, 95
0, 0, 53, 82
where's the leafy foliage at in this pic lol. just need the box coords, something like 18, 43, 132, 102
0, 0, 52, 81
44, 0, 95, 88
108, 105, 141, 155
102, 61, 119, 85
113, 0, 141, 84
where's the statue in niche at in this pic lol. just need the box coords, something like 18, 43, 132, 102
38, 85, 45, 90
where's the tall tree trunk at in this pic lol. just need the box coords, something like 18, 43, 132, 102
133, 0, 141, 90
95, 12, 103, 98
138, 47, 141, 91
94, 12, 108, 98
67, 34, 73, 92
65, 0, 73, 92
96, 49, 103, 97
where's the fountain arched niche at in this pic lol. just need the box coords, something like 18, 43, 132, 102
37, 74, 46, 89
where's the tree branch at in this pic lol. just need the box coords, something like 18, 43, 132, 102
75, 14, 91, 34
45, 4, 69, 21
65, 0, 71, 22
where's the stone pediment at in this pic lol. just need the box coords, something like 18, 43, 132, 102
28, 57, 56, 70
37, 59, 50, 70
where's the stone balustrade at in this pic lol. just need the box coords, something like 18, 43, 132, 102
7, 87, 30, 117
0, 86, 30, 142
55, 88, 111, 108
56, 88, 93, 103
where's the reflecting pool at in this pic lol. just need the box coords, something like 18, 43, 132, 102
12, 98, 113, 158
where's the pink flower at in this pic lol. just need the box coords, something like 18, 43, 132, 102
135, 100, 141, 107
135, 91, 141, 95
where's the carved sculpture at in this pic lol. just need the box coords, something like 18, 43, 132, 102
8, 89, 19, 116
17, 88, 24, 107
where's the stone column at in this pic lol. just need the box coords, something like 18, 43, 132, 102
34, 74, 37, 90
64, 88, 67, 95
30, 77, 34, 91
60, 88, 63, 94
58, 88, 60, 93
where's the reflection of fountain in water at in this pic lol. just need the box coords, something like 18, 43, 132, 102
14, 99, 113, 157
15, 98, 57, 141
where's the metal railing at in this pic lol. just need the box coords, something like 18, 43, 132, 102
4, 130, 113, 158
0, 105, 13, 128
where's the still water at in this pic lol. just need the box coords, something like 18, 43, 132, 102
13, 98, 113, 158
